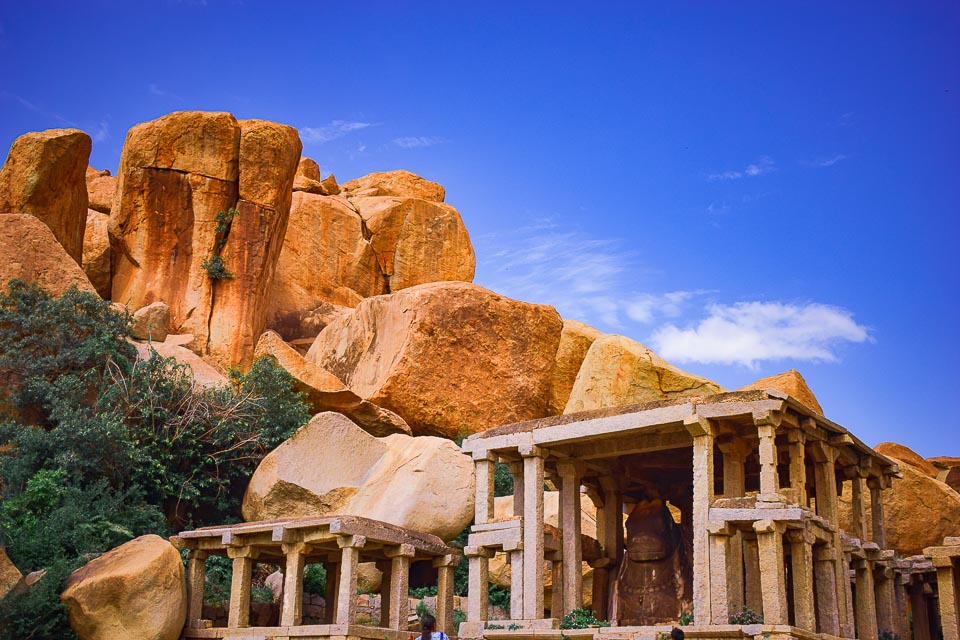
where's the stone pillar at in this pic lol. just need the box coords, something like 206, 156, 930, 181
520, 444, 545, 620
686, 415, 714, 625
227, 546, 259, 628
280, 542, 307, 626
719, 441, 747, 498
875, 566, 896, 636
475, 453, 496, 525
811, 442, 839, 522
593, 477, 621, 621
934, 559, 959, 640
754, 519, 788, 624
185, 550, 208, 629
755, 415, 781, 502
508, 544, 524, 619
435, 554, 461, 635
842, 553, 856, 639
744, 536, 763, 615
510, 461, 525, 517
788, 530, 817, 631
707, 523, 731, 624
466, 546, 494, 622
869, 479, 887, 548
385, 544, 415, 630
893, 574, 909, 640
378, 560, 393, 629
854, 558, 879, 640
813, 544, 841, 635
558, 461, 583, 616
910, 582, 932, 640
851, 474, 868, 541
336, 535, 366, 625
788, 430, 807, 505
323, 562, 339, 624
549, 551, 563, 618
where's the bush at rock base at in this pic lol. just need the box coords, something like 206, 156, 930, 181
0, 280, 310, 638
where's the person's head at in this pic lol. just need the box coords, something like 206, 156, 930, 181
421, 613, 437, 637
670, 628, 685, 640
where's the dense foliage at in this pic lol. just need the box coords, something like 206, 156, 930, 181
559, 607, 611, 629
0, 280, 311, 639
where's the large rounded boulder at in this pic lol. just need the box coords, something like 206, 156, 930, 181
340, 169, 445, 202
0, 128, 91, 264
306, 282, 563, 438
564, 334, 723, 414
0, 214, 97, 296
242, 412, 474, 541
60, 534, 186, 640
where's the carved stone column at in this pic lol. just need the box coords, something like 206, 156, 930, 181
707, 523, 732, 624
933, 558, 959, 640
787, 530, 816, 631
754, 519, 788, 624
743, 536, 763, 615
510, 461, 525, 517
854, 557, 879, 640
434, 554, 461, 634
558, 461, 583, 616
185, 550, 208, 629
474, 452, 496, 525
466, 545, 494, 622
227, 546, 260, 628
335, 535, 366, 625
280, 541, 307, 626
874, 566, 896, 636
520, 444, 545, 620
910, 581, 932, 640
755, 412, 782, 503
813, 544, 841, 635
385, 543, 415, 630
685, 414, 714, 625
323, 561, 339, 624
869, 478, 888, 548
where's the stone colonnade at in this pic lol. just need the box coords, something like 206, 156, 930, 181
175, 516, 459, 637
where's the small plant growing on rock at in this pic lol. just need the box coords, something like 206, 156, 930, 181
679, 610, 694, 625
729, 606, 763, 624
559, 607, 611, 629
201, 255, 233, 279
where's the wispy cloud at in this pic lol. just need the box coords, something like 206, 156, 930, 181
803, 154, 848, 168
147, 83, 184, 101
90, 120, 110, 143
475, 220, 698, 328
393, 136, 447, 149
300, 120, 376, 144
650, 301, 871, 368
2, 91, 78, 127
707, 156, 775, 181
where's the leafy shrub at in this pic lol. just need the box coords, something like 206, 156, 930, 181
410, 585, 439, 598
303, 563, 326, 595
559, 607, 611, 629
494, 462, 513, 497
201, 255, 233, 279
488, 584, 511, 611
416, 599, 433, 618
729, 606, 763, 624
453, 608, 467, 628
679, 610, 694, 625
0, 557, 83, 640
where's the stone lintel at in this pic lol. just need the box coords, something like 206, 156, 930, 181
753, 519, 786, 534
281, 541, 308, 555
518, 443, 544, 458
529, 403, 694, 448
464, 546, 496, 559
683, 413, 713, 437
468, 527, 522, 550
709, 507, 807, 523
433, 554, 461, 568
753, 407, 784, 427
470, 518, 521, 533
786, 529, 817, 545
461, 430, 533, 454
472, 450, 498, 462
187, 549, 209, 560
384, 543, 416, 558
337, 535, 367, 549
923, 544, 960, 561
706, 522, 733, 536
272, 525, 299, 543
226, 546, 260, 560
930, 556, 958, 568
868, 549, 896, 562
696, 399, 783, 420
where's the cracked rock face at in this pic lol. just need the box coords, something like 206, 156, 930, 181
109, 111, 300, 369
563, 334, 723, 414
0, 214, 98, 297
242, 412, 474, 541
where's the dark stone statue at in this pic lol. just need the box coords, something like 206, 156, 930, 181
609, 498, 691, 624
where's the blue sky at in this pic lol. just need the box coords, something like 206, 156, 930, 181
1, 2, 957, 456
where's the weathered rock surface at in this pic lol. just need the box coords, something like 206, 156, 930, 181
564, 334, 723, 414
875, 442, 939, 479
254, 331, 410, 436
86, 166, 117, 214
490, 492, 596, 608
842, 442, 960, 556
307, 282, 563, 438
61, 534, 186, 640
242, 412, 474, 540
110, 111, 301, 369
131, 301, 171, 341
0, 214, 98, 296
267, 193, 385, 338
0, 546, 23, 600
351, 196, 475, 292
548, 320, 603, 415
0, 128, 90, 264
341, 170, 444, 202
929, 456, 960, 492
738, 368, 823, 414
82, 210, 112, 299
133, 336, 228, 388
292, 157, 338, 195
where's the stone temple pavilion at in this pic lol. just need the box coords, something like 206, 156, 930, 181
459, 389, 960, 640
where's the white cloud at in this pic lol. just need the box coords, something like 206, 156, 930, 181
475, 220, 698, 329
707, 156, 775, 181
90, 120, 110, 143
650, 301, 871, 368
300, 120, 375, 144
805, 154, 848, 167
148, 83, 165, 96
394, 136, 446, 149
